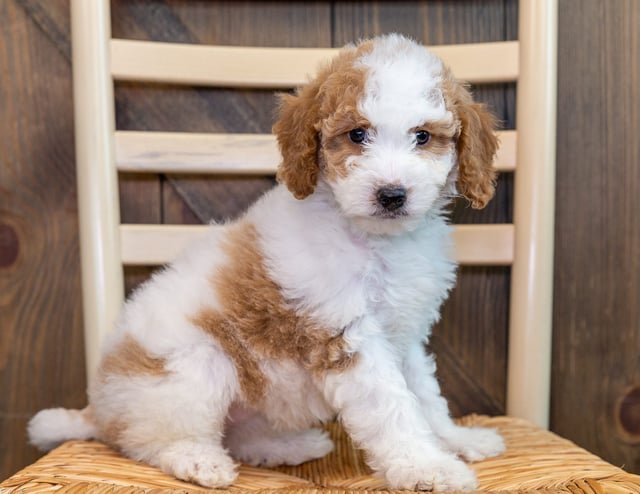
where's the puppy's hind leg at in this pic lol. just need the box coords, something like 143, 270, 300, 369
225, 408, 334, 467
93, 342, 240, 488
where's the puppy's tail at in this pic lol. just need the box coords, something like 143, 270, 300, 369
28, 406, 97, 451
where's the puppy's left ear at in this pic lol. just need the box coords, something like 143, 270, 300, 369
454, 88, 500, 209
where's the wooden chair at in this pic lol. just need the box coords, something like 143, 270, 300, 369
3, 1, 640, 492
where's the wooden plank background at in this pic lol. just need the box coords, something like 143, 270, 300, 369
552, 0, 640, 473
1, 0, 639, 481
1, 0, 86, 481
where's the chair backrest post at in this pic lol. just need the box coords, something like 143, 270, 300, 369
507, 0, 558, 429
71, 0, 124, 384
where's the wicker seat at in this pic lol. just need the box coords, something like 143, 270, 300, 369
3, 0, 640, 493
4, 416, 640, 493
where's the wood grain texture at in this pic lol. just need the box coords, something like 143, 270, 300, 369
109, 39, 517, 87
111, 1, 332, 230
117, 223, 514, 267
0, 0, 85, 480
113, 129, 516, 174
552, 0, 640, 473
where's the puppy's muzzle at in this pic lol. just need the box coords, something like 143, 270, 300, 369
376, 185, 407, 212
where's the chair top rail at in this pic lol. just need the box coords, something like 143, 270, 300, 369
111, 39, 519, 88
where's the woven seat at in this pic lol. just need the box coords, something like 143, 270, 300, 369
3, 416, 640, 493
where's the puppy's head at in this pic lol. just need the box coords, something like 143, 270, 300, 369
274, 34, 498, 234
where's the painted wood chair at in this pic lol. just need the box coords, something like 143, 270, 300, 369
3, 1, 640, 492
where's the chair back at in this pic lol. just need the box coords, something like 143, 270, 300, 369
70, 0, 556, 428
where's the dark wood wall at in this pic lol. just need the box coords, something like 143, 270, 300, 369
1, 0, 638, 481
552, 0, 640, 473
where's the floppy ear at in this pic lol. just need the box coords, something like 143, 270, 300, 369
454, 86, 500, 209
273, 81, 323, 200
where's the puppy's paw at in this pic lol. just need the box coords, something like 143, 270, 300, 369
232, 428, 334, 467
442, 426, 505, 462
157, 441, 238, 488
280, 428, 335, 465
385, 455, 478, 492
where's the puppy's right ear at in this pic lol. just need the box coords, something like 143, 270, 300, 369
273, 81, 323, 200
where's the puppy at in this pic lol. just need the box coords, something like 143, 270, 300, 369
29, 34, 504, 492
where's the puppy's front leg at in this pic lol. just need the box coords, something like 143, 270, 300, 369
322, 335, 477, 492
403, 342, 505, 462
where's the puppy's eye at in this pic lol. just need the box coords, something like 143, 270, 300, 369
348, 128, 367, 144
415, 130, 431, 145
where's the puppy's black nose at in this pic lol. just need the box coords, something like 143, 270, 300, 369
376, 185, 407, 211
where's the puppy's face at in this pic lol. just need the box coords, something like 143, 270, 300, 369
274, 35, 498, 235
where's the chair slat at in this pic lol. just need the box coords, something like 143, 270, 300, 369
114, 130, 516, 174
120, 224, 206, 266
452, 224, 514, 266
110, 40, 518, 87
115, 132, 278, 175
120, 224, 514, 267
